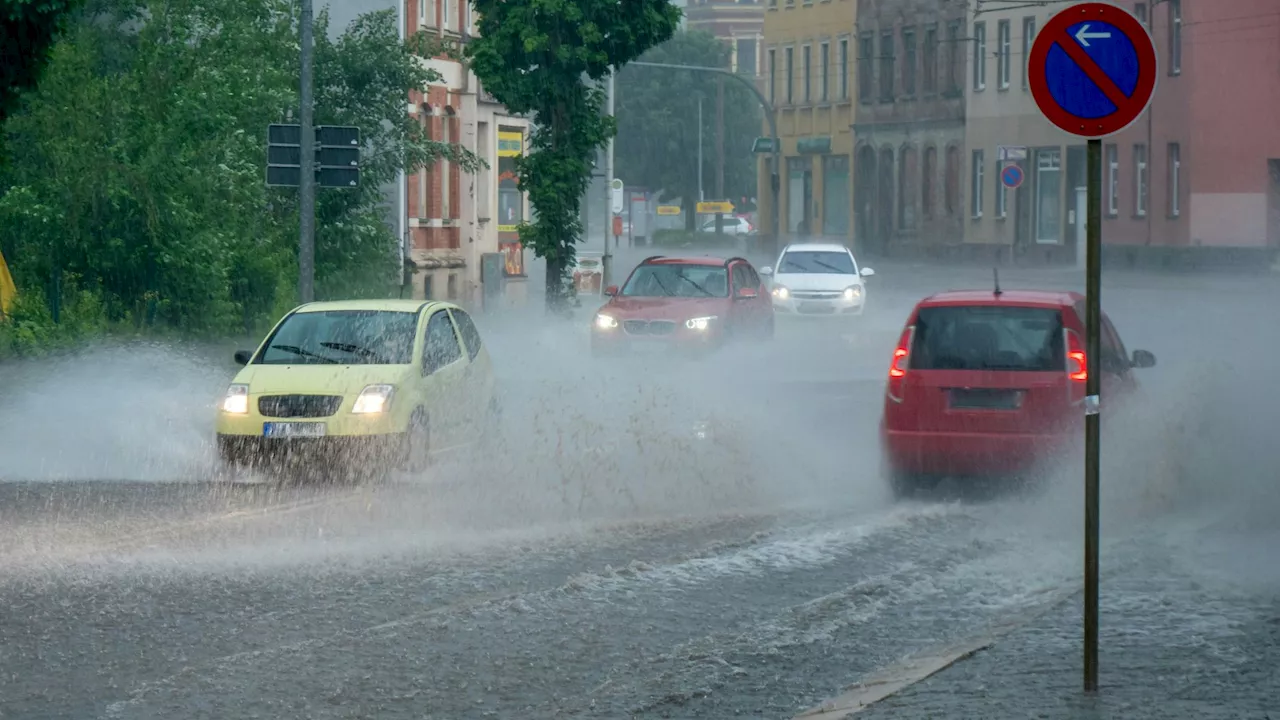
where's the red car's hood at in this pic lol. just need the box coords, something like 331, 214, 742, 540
599, 296, 728, 318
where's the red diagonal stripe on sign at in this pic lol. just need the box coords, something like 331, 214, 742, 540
1052, 28, 1141, 118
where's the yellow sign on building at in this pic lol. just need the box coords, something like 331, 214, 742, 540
696, 201, 734, 214
0, 248, 16, 317
657, 205, 681, 216
497, 131, 524, 158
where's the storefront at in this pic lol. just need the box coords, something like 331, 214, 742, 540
497, 128, 526, 277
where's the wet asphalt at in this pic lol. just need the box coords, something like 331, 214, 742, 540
3, 263, 1280, 719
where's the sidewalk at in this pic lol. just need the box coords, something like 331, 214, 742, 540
803, 530, 1280, 720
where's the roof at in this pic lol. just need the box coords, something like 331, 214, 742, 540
293, 298, 441, 314
643, 255, 733, 266
781, 242, 852, 254
919, 289, 1084, 308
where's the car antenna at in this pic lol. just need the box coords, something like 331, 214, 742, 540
993, 267, 1003, 297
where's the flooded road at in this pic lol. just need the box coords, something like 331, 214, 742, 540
3, 262, 1280, 719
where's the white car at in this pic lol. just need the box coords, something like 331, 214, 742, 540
698, 216, 753, 235
759, 243, 875, 317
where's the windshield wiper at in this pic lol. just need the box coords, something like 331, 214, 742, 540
649, 274, 676, 297
320, 341, 381, 360
269, 344, 340, 364
813, 259, 851, 274
676, 275, 714, 296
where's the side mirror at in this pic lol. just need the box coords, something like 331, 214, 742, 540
233, 350, 252, 366
736, 287, 758, 300
604, 285, 619, 297
759, 266, 774, 276
860, 267, 876, 277
1131, 349, 1157, 369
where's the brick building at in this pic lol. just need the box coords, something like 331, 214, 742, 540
686, 0, 767, 77
851, 0, 968, 258
403, 0, 531, 304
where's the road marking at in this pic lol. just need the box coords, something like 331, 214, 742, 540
793, 585, 1078, 719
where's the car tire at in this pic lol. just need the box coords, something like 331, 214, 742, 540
885, 465, 935, 501
403, 408, 431, 472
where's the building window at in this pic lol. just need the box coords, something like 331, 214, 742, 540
995, 160, 1007, 218
418, 109, 431, 217
945, 145, 959, 215
839, 38, 850, 99
922, 146, 937, 218
997, 20, 1011, 90
442, 0, 451, 29
1134, 2, 1147, 25
972, 21, 986, 91
879, 31, 895, 103
1035, 150, 1062, 244
440, 116, 452, 220
1021, 17, 1035, 89
1168, 143, 1181, 217
419, 0, 429, 24
736, 38, 758, 77
785, 46, 794, 104
923, 26, 937, 94
971, 149, 984, 218
858, 33, 874, 104
899, 146, 918, 230
803, 45, 812, 102
1169, 0, 1182, 75
820, 42, 829, 102
1105, 143, 1119, 216
946, 21, 961, 93
768, 48, 777, 104
902, 28, 917, 96
1133, 143, 1148, 217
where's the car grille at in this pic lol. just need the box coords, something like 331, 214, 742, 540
791, 291, 842, 300
258, 394, 343, 418
623, 320, 677, 336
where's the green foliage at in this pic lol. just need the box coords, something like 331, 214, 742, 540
467, 0, 680, 310
0, 0, 82, 129
615, 30, 763, 230
0, 0, 474, 351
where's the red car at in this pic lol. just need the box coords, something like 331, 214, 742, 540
879, 289, 1156, 498
591, 255, 774, 356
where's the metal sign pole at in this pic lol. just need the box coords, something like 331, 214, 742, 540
298, 0, 316, 304
1083, 137, 1103, 692
602, 72, 615, 289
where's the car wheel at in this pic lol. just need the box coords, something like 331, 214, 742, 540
885, 465, 935, 501
403, 408, 431, 472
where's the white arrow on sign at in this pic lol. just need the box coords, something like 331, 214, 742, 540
1074, 24, 1112, 47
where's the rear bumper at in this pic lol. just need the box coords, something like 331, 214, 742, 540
216, 433, 406, 468
881, 428, 1071, 477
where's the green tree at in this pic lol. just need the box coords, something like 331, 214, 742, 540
467, 0, 680, 311
0, 0, 475, 346
614, 30, 763, 230
0, 0, 83, 126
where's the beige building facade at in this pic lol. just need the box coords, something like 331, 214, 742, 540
758, 0, 858, 247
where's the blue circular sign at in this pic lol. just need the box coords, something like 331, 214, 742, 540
1001, 164, 1024, 190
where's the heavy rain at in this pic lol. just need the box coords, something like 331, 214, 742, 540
2, 0, 1279, 718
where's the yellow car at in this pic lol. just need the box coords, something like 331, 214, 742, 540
215, 299, 497, 474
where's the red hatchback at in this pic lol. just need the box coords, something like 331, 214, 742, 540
591, 255, 774, 356
879, 289, 1156, 498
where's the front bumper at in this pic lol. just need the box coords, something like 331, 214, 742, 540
881, 428, 1070, 477
772, 292, 865, 316
591, 322, 725, 355
216, 433, 407, 468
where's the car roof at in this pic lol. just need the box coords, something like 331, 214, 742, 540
781, 242, 852, 254
642, 255, 735, 267
293, 299, 446, 314
918, 289, 1084, 308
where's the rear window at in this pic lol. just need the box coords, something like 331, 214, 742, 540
910, 305, 1065, 372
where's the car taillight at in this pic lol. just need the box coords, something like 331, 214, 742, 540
1066, 329, 1087, 382
887, 326, 914, 402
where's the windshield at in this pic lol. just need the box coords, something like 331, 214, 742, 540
778, 251, 856, 275
621, 264, 729, 298
910, 306, 1065, 372
256, 310, 419, 365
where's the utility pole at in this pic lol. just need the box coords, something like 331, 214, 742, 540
602, 71, 615, 288
697, 98, 704, 202
298, 0, 316, 303
715, 76, 725, 234
1083, 137, 1103, 693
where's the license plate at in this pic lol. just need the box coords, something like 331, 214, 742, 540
949, 389, 1023, 410
263, 422, 327, 438
799, 301, 835, 314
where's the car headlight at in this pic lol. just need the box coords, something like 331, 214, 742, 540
772, 285, 790, 300
595, 313, 618, 330
352, 384, 395, 414
844, 285, 863, 301
692, 421, 712, 440
685, 315, 717, 331
222, 384, 250, 414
